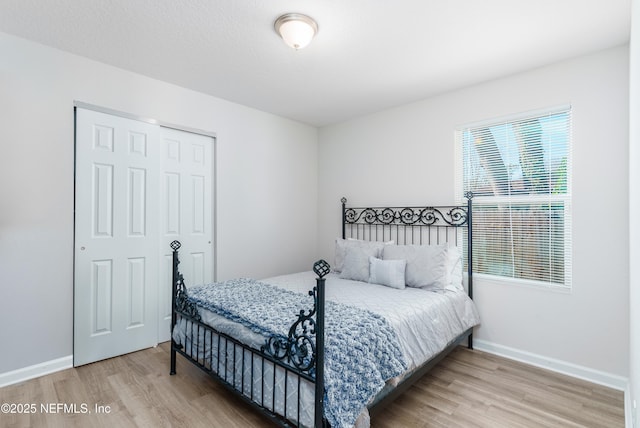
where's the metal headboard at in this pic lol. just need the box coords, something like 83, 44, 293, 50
341, 193, 474, 302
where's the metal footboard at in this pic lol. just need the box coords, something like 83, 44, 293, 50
169, 240, 328, 427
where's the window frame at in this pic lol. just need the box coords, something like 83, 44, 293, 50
455, 105, 572, 290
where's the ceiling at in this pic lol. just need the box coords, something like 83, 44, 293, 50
0, 0, 632, 127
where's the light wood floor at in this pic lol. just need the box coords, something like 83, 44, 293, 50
0, 343, 624, 427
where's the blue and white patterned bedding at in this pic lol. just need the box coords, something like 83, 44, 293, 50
186, 278, 407, 428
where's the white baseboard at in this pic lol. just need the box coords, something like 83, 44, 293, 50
473, 339, 628, 391
0, 355, 73, 388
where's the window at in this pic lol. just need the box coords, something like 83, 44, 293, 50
457, 106, 572, 289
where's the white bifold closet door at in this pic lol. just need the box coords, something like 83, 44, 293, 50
74, 108, 214, 366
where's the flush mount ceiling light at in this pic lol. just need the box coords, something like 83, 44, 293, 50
274, 13, 318, 50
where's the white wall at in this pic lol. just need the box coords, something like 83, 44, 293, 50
318, 46, 630, 380
0, 32, 318, 374
629, 0, 640, 423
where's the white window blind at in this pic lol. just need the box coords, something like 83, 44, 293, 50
457, 106, 572, 289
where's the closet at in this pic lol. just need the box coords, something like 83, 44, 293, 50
74, 107, 214, 366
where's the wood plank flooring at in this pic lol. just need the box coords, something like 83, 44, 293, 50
0, 343, 624, 427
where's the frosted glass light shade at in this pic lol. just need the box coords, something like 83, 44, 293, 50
274, 13, 318, 50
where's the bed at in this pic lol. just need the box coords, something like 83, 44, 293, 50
169, 195, 479, 427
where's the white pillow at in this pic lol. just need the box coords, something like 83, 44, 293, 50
368, 257, 406, 289
339, 245, 381, 282
334, 238, 391, 273
383, 244, 449, 291
446, 244, 464, 291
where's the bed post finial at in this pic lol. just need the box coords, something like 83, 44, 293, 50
313, 259, 331, 278
341, 197, 347, 204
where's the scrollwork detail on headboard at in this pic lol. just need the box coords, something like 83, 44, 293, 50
344, 208, 357, 224
446, 206, 468, 226
344, 205, 468, 227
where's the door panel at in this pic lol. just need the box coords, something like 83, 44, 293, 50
74, 108, 160, 366
158, 127, 214, 342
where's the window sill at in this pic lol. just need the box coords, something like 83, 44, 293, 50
467, 272, 572, 294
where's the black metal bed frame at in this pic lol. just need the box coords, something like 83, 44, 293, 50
169, 195, 474, 427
